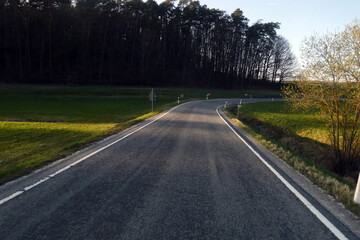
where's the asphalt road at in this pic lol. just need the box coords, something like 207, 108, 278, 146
0, 99, 359, 240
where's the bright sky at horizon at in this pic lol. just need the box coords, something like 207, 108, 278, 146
154, 0, 360, 62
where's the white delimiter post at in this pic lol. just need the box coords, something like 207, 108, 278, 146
354, 173, 360, 204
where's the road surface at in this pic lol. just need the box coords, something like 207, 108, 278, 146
0, 99, 359, 239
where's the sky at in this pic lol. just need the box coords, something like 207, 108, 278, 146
154, 0, 360, 61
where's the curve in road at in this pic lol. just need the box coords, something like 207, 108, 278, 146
0, 99, 359, 240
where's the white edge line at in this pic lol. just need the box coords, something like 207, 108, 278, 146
24, 177, 50, 191
0, 191, 24, 205
216, 106, 348, 240
0, 102, 187, 206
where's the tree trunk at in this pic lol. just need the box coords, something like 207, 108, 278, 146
25, 15, 30, 76
48, 14, 53, 82
17, 30, 23, 80
3, 3, 9, 79
39, 33, 44, 81
98, 22, 108, 83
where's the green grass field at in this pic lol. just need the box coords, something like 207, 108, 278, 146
0, 85, 280, 184
0, 96, 172, 184
0, 96, 172, 123
0, 121, 116, 183
236, 101, 330, 144
231, 101, 335, 171
0, 86, 177, 183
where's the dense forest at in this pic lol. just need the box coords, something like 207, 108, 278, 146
0, 0, 296, 88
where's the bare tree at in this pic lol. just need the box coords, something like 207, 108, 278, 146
272, 36, 296, 83
283, 21, 360, 176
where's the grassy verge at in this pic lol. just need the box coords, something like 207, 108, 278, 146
0, 85, 280, 184
224, 102, 360, 217
0, 121, 115, 183
0, 87, 178, 184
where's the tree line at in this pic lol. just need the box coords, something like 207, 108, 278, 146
0, 0, 296, 88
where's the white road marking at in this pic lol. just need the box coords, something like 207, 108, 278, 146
24, 177, 49, 191
216, 106, 348, 240
0, 191, 23, 205
49, 165, 71, 178
0, 103, 187, 206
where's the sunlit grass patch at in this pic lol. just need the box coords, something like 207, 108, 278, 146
0, 85, 184, 183
0, 121, 116, 183
237, 101, 330, 144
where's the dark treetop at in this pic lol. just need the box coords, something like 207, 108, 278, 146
0, 0, 295, 88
